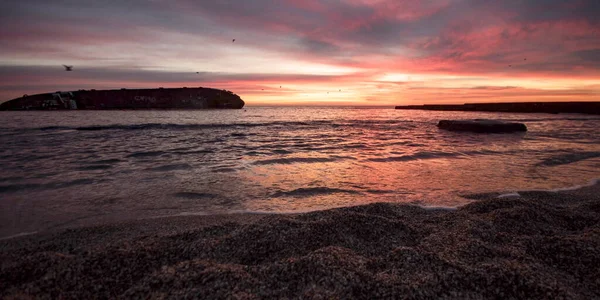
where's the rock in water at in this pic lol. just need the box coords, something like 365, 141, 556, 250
437, 119, 527, 133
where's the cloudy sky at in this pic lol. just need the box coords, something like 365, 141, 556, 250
1, 0, 599, 105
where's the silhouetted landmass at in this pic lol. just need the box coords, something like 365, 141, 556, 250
395, 102, 600, 115
0, 87, 245, 110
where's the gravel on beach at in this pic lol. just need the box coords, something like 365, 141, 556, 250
1, 184, 599, 299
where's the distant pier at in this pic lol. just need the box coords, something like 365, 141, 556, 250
395, 102, 600, 115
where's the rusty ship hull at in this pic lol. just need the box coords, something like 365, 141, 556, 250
0, 87, 245, 110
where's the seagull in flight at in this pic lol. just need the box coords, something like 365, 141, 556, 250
63, 65, 73, 71
232, 39, 235, 43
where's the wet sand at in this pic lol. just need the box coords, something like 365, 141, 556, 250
1, 184, 599, 299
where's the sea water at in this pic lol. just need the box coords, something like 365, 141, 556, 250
1, 107, 599, 237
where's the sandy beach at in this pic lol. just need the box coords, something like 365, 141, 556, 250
1, 183, 599, 299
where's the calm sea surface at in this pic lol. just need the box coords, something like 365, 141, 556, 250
1, 107, 599, 237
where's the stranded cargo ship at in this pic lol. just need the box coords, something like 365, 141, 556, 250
0, 87, 245, 110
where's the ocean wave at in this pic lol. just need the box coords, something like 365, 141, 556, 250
0, 231, 38, 241
364, 189, 396, 194
127, 151, 167, 158
148, 209, 279, 219
271, 187, 361, 198
230, 132, 253, 137
253, 157, 339, 165
0, 178, 99, 193
340, 143, 368, 149
147, 163, 193, 172
329, 155, 359, 160
22, 119, 422, 133
386, 141, 425, 147
497, 192, 521, 198
94, 159, 123, 164
174, 192, 217, 199
549, 178, 600, 192
536, 151, 600, 167
461, 149, 503, 155
173, 149, 214, 155
32, 121, 335, 132
366, 151, 463, 162
211, 167, 239, 173
0, 176, 25, 182
39, 126, 72, 131
0, 183, 41, 193
420, 205, 458, 211
245, 151, 268, 156
53, 178, 98, 188
76, 164, 113, 171
271, 149, 293, 154
464, 178, 600, 200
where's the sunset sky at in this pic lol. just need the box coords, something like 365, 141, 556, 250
1, 0, 599, 105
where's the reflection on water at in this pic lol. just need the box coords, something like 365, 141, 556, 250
0, 107, 599, 237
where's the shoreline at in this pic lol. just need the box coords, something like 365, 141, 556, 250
2, 180, 599, 298
2, 178, 599, 241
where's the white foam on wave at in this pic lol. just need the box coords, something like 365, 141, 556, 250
142, 179, 600, 221
493, 178, 600, 198
420, 205, 458, 211
146, 209, 284, 220
147, 211, 210, 219
44, 129, 78, 135
549, 178, 600, 192
497, 192, 521, 198
145, 202, 460, 221
0, 231, 38, 241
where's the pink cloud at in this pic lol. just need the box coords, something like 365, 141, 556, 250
1, 0, 599, 105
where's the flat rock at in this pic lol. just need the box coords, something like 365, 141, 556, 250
437, 119, 527, 133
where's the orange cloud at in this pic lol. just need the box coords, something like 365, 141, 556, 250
0, 0, 598, 105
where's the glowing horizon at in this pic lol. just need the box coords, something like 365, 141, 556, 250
1, 0, 599, 105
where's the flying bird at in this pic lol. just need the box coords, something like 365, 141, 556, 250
232, 39, 235, 43
63, 65, 73, 71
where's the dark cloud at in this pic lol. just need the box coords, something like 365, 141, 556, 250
0, 0, 599, 102
507, 0, 600, 24
298, 38, 341, 55
0, 64, 356, 101
0, 65, 341, 83
571, 49, 600, 63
